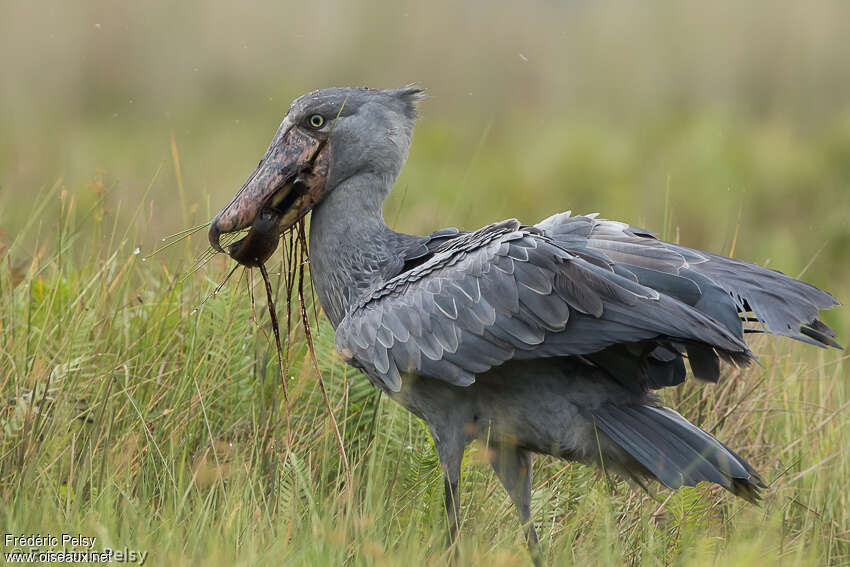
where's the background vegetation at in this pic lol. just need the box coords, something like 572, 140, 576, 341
1, 1, 848, 565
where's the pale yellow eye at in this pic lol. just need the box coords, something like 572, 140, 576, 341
308, 114, 325, 129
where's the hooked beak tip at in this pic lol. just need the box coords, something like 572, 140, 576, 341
208, 220, 224, 253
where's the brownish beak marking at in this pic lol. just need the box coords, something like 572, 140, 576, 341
208, 126, 331, 266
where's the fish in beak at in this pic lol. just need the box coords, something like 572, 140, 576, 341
208, 117, 331, 267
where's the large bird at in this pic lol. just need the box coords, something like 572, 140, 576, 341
208, 86, 840, 559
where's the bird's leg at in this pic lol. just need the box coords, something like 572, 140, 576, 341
430, 428, 464, 550
489, 446, 542, 564
443, 464, 461, 548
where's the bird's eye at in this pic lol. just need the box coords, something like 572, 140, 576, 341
308, 114, 325, 129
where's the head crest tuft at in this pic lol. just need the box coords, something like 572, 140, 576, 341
389, 84, 426, 119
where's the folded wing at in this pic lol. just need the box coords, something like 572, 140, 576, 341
336, 218, 759, 392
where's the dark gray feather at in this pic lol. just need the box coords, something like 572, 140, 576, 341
336, 220, 755, 391
589, 404, 763, 501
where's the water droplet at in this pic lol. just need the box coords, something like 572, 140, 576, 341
161, 238, 167, 242
190, 309, 197, 315
133, 247, 140, 255
141, 258, 147, 262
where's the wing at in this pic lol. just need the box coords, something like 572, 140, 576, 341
399, 226, 466, 271
336, 218, 754, 392
537, 211, 841, 349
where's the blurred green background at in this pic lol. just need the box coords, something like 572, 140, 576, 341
2, 0, 850, 296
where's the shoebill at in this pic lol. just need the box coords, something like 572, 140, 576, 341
208, 86, 841, 560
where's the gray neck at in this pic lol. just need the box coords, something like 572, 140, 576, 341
308, 173, 415, 327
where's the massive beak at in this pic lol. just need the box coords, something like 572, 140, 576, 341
208, 119, 331, 267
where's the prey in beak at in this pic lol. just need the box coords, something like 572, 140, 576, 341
208, 118, 331, 267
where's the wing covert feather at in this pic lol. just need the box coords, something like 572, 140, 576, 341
335, 219, 751, 391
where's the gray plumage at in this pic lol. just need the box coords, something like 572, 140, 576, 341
211, 86, 841, 560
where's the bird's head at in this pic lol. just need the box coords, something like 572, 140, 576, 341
208, 86, 423, 266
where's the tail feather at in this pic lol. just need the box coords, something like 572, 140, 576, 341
589, 404, 765, 502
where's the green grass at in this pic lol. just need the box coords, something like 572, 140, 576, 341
1, 113, 849, 566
